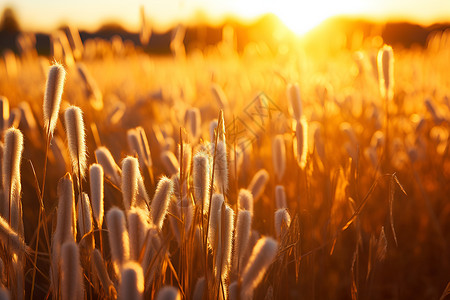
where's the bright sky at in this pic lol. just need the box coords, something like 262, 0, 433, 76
2, 0, 450, 34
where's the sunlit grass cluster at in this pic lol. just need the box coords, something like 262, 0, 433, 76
0, 26, 449, 299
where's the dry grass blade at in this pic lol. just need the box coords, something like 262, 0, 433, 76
389, 174, 398, 246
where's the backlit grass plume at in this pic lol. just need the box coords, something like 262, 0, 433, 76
95, 147, 121, 186
193, 151, 211, 213
274, 208, 291, 239
377, 44, 394, 101
89, 164, 104, 228
184, 108, 201, 142
275, 185, 287, 209
60, 241, 84, 300
286, 83, 302, 121
51, 173, 76, 292
294, 118, 308, 170
106, 207, 130, 272
119, 262, 144, 300
43, 63, 66, 137
64, 105, 87, 179
238, 189, 254, 215
2, 128, 23, 233
214, 141, 228, 194
233, 209, 252, 274
121, 156, 139, 210
241, 237, 278, 300
208, 193, 224, 250
247, 169, 269, 202
272, 135, 286, 182
216, 204, 234, 284
150, 176, 174, 230
127, 208, 149, 261
156, 286, 181, 300
0, 216, 29, 255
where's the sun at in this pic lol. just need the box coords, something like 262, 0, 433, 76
271, 0, 363, 35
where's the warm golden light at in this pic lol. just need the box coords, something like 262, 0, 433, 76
270, 0, 364, 35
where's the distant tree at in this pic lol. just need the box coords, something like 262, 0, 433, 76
0, 7, 20, 32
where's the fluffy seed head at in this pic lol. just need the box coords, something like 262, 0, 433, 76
77, 193, 93, 240
214, 141, 228, 193
43, 63, 66, 137
127, 208, 149, 261
95, 146, 121, 186
294, 118, 308, 170
272, 135, 286, 182
215, 204, 234, 281
60, 241, 84, 300
151, 176, 174, 230
287, 83, 302, 120
184, 108, 201, 142
156, 286, 181, 300
0, 215, 29, 255
106, 207, 130, 269
241, 237, 278, 299
121, 156, 140, 210
193, 151, 211, 213
274, 208, 291, 239
192, 277, 205, 300
64, 106, 87, 178
233, 210, 252, 274
208, 193, 224, 250
89, 163, 104, 227
54, 173, 77, 248
238, 189, 253, 215
119, 262, 144, 300
2, 127, 23, 225
247, 169, 269, 202
377, 44, 394, 101
275, 185, 287, 209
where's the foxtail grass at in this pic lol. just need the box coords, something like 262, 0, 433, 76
233, 210, 251, 274
286, 83, 302, 121
106, 207, 130, 274
241, 237, 278, 300
2, 128, 23, 233
247, 169, 269, 202
193, 151, 211, 214
272, 135, 286, 182
274, 185, 287, 209
95, 147, 121, 186
43, 63, 66, 138
60, 241, 84, 300
119, 262, 144, 300
121, 156, 139, 210
150, 176, 174, 230
156, 286, 181, 300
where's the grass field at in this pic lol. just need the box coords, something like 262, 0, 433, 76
0, 26, 449, 299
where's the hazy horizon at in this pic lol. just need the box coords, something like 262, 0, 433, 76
2, 0, 450, 35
